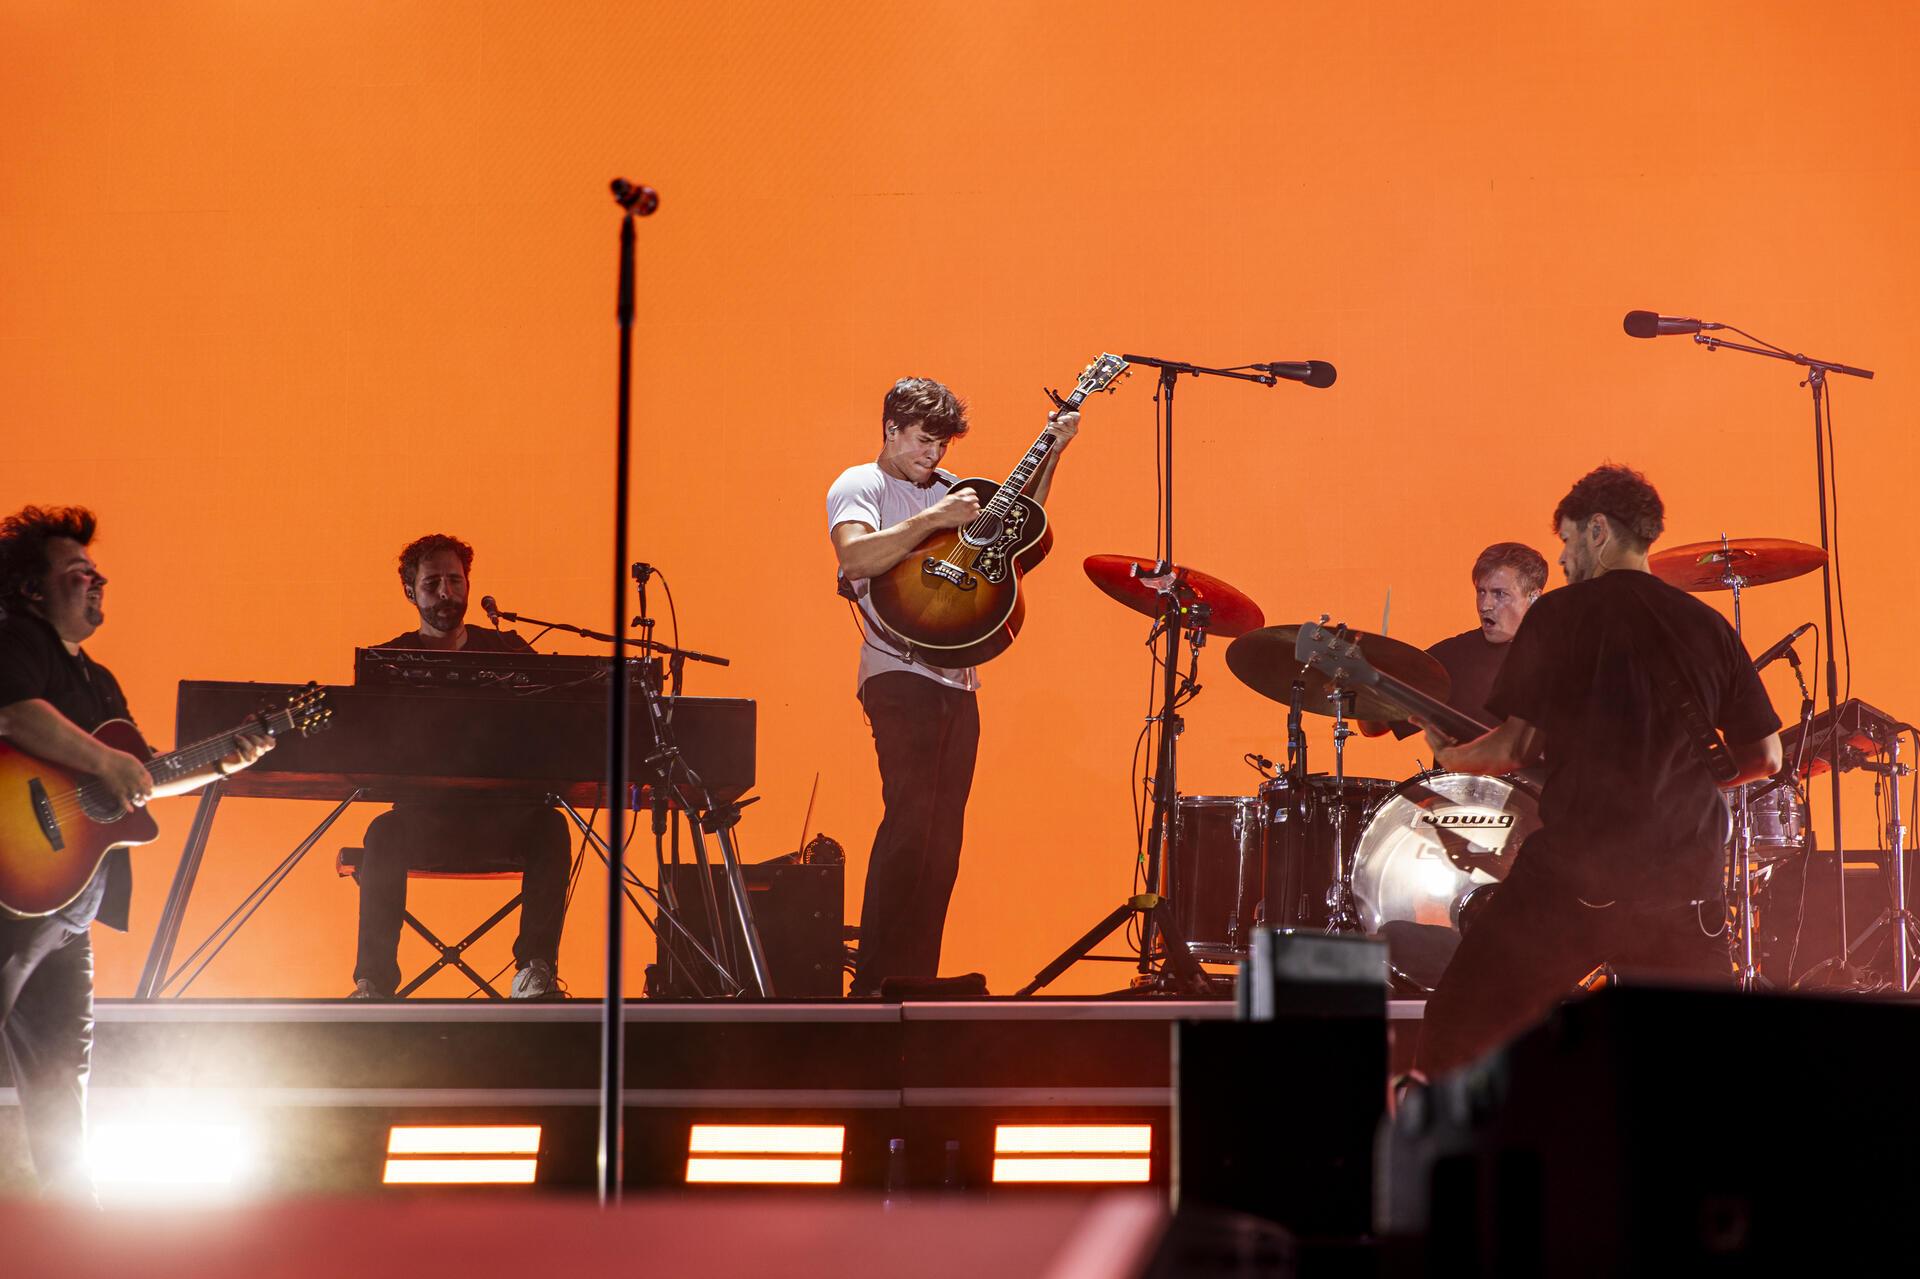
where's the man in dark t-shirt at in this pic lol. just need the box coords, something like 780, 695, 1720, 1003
0, 506, 271, 1196
1414, 467, 1783, 1075
349, 534, 571, 999
1363, 542, 1548, 741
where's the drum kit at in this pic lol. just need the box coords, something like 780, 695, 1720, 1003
1079, 534, 1843, 994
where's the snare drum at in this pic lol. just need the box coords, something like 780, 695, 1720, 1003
1258, 773, 1398, 929
1169, 795, 1265, 960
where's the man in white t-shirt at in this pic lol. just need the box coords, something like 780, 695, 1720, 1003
826, 377, 1077, 995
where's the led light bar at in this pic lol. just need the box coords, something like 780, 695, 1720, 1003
684, 1124, 846, 1184
382, 1124, 543, 1185
383, 1158, 537, 1185
993, 1125, 1153, 1154
991, 1125, 1153, 1183
688, 1124, 846, 1155
388, 1126, 542, 1155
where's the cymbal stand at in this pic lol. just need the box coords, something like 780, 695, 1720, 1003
1718, 538, 1766, 990
1324, 685, 1364, 933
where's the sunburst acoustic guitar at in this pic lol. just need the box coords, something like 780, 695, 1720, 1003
864, 353, 1129, 668
0, 683, 330, 916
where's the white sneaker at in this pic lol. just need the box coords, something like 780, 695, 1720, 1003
511, 959, 562, 999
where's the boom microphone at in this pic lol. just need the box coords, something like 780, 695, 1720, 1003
1257, 360, 1338, 388
480, 595, 503, 626
1753, 621, 1814, 672
1623, 310, 1723, 339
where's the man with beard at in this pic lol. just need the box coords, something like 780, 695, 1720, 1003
1413, 466, 1782, 1074
1362, 541, 1549, 741
349, 534, 571, 999
0, 505, 272, 1196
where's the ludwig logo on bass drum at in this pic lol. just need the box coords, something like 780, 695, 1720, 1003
1419, 811, 1515, 829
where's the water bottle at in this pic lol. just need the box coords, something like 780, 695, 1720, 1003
882, 1137, 909, 1208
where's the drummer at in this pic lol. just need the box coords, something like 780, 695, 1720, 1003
1360, 542, 1547, 741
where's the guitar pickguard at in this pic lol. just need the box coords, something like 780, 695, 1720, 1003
971, 505, 1029, 585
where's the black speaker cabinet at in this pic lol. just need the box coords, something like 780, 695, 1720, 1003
653, 862, 843, 998
1379, 985, 1920, 1273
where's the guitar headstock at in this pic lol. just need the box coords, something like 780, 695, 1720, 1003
1075, 353, 1129, 398
264, 681, 332, 739
1048, 353, 1130, 414
1292, 619, 1381, 689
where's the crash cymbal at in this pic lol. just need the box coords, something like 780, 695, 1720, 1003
1226, 623, 1450, 721
1649, 538, 1827, 592
1083, 555, 1267, 637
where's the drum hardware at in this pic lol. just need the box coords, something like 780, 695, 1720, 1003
1018, 546, 1266, 996
1654, 532, 1829, 991
1843, 736, 1920, 992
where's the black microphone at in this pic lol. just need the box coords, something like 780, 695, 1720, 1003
1257, 360, 1337, 388
610, 178, 660, 215
1623, 310, 1724, 339
479, 595, 504, 627
1753, 621, 1814, 672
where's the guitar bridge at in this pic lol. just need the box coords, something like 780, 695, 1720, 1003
921, 558, 976, 590
29, 778, 64, 851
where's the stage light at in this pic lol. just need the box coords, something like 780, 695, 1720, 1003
991, 1125, 1153, 1183
89, 1118, 257, 1196
388, 1125, 542, 1155
382, 1124, 541, 1185
684, 1124, 845, 1184
383, 1158, 539, 1185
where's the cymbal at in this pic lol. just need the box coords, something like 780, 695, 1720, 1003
1226, 624, 1450, 721
1649, 538, 1827, 592
1082, 555, 1267, 637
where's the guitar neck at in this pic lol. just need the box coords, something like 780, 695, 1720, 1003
987, 382, 1100, 512
141, 706, 294, 789
1373, 670, 1492, 743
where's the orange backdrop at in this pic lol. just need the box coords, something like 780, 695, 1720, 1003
3, 1, 1916, 997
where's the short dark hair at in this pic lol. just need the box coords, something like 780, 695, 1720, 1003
398, 534, 475, 593
1472, 542, 1548, 595
0, 505, 97, 608
1552, 464, 1665, 552
881, 377, 968, 441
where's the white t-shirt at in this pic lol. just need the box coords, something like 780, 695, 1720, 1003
826, 461, 981, 694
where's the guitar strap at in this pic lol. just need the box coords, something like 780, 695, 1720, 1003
1618, 580, 1739, 786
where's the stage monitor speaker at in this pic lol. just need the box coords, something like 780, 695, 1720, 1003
1379, 984, 1920, 1273
653, 861, 843, 998
1175, 931, 1388, 1242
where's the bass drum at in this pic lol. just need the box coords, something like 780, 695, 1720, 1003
1352, 770, 1542, 945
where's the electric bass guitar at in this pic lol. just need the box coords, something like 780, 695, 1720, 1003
865, 353, 1129, 668
0, 683, 331, 917
1294, 620, 1492, 743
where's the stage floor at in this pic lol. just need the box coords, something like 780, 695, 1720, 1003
1, 997, 1425, 1194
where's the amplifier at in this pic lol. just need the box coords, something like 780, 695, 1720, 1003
651, 861, 844, 998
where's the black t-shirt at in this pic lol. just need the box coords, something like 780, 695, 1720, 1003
1486, 570, 1782, 907
371, 624, 540, 815
1390, 628, 1511, 740
373, 626, 534, 654
0, 609, 139, 929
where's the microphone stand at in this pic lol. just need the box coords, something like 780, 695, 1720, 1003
495, 606, 730, 669
1690, 330, 1874, 987
1120, 355, 1274, 985
599, 176, 657, 1205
